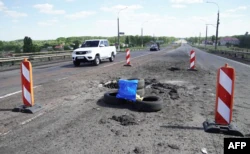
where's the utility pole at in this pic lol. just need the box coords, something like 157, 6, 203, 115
117, 17, 120, 51
205, 25, 208, 48
199, 32, 201, 45
215, 10, 220, 50
141, 20, 148, 48
117, 7, 128, 52
141, 27, 143, 47
207, 1, 220, 51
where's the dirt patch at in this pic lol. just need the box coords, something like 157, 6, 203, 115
133, 146, 145, 154
101, 80, 119, 89
168, 67, 181, 71
169, 89, 180, 100
111, 129, 122, 136
145, 79, 181, 100
168, 144, 180, 150
110, 114, 138, 126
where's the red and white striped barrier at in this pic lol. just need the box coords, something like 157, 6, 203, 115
215, 63, 235, 125
21, 58, 34, 107
124, 48, 131, 66
190, 50, 195, 69
13, 58, 42, 113
203, 64, 243, 136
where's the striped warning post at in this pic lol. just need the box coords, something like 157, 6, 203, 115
190, 50, 195, 69
203, 63, 243, 136
21, 58, 34, 107
124, 48, 131, 66
215, 63, 235, 125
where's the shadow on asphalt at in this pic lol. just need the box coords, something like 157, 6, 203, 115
96, 98, 138, 112
61, 61, 111, 68
160, 125, 204, 131
0, 109, 13, 112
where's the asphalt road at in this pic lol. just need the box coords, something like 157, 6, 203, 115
1, 43, 249, 100
181, 44, 250, 71
0, 47, 172, 98
0, 44, 250, 154
180, 44, 250, 131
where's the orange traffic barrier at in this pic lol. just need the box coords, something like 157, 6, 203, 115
189, 50, 195, 69
21, 58, 34, 107
12, 58, 42, 113
124, 48, 131, 66
203, 63, 243, 136
215, 63, 235, 125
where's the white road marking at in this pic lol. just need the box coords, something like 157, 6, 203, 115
102, 61, 124, 68
0, 85, 41, 99
0, 130, 12, 136
56, 77, 67, 81
20, 112, 44, 125
0, 90, 22, 99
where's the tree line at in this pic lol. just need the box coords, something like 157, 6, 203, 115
0, 35, 176, 53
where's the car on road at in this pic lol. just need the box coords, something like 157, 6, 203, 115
150, 44, 159, 51
72, 39, 116, 66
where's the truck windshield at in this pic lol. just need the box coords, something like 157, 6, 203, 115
81, 41, 99, 47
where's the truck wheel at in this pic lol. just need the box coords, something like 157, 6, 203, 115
73, 61, 80, 67
109, 53, 114, 62
94, 55, 100, 66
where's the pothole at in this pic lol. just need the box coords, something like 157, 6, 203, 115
168, 67, 180, 71
133, 146, 145, 154
110, 114, 138, 126
169, 89, 180, 100
145, 78, 181, 100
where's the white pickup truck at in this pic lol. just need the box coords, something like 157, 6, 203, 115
72, 39, 116, 66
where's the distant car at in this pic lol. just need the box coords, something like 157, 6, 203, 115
156, 43, 160, 50
150, 44, 159, 51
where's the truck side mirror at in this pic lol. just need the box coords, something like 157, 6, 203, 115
99, 44, 105, 47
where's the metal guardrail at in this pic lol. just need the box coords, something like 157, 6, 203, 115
0, 53, 71, 65
194, 46, 250, 60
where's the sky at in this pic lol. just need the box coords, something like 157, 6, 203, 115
0, 0, 249, 41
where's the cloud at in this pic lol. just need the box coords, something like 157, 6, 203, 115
170, 0, 203, 4
171, 4, 187, 8
12, 19, 19, 23
38, 19, 58, 26
4, 10, 27, 17
96, 20, 116, 25
222, 6, 247, 18
0, 1, 27, 18
221, 13, 245, 18
12, 6, 20, 9
100, 4, 143, 12
33, 3, 65, 14
65, 11, 96, 20
226, 6, 247, 12
0, 1, 7, 11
